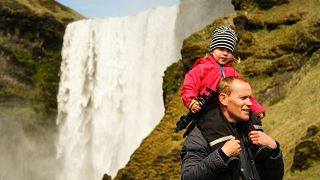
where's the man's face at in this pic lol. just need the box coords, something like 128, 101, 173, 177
221, 80, 253, 122
211, 47, 233, 65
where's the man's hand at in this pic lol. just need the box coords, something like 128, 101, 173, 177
249, 131, 277, 149
221, 138, 241, 157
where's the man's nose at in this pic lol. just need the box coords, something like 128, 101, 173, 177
246, 99, 253, 106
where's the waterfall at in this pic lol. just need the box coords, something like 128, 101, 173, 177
175, 0, 234, 43
56, 6, 179, 179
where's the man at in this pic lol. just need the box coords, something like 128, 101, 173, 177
181, 76, 284, 180
180, 26, 266, 158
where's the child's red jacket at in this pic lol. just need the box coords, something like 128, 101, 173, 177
181, 55, 265, 115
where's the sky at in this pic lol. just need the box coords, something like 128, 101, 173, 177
56, 0, 180, 18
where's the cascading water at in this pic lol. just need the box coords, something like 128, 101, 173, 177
175, 0, 234, 43
56, 6, 179, 180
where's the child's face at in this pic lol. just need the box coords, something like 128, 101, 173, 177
211, 47, 233, 65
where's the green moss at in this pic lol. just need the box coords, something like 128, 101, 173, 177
1, 0, 84, 24
163, 60, 185, 107
4, 43, 61, 114
0, 0, 83, 114
245, 74, 272, 96
11, 47, 36, 74
33, 51, 61, 113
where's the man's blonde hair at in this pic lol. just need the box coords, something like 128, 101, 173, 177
217, 76, 249, 95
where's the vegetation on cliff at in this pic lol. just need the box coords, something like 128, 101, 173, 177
0, 1, 83, 179
0, 0, 83, 118
115, 0, 320, 179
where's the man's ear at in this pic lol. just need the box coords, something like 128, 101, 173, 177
219, 93, 228, 106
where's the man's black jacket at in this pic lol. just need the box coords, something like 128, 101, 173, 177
180, 109, 284, 180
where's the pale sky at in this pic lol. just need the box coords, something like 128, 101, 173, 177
56, 0, 180, 18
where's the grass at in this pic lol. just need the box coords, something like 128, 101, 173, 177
0, 0, 83, 113
263, 49, 320, 179
16, 0, 83, 22
0, 0, 83, 24
286, 164, 320, 180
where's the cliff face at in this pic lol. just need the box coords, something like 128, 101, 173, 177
0, 1, 83, 179
116, 0, 320, 179
0, 0, 82, 114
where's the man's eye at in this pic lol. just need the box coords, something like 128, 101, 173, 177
240, 96, 250, 100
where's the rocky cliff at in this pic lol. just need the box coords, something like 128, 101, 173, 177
0, 0, 82, 115
115, 0, 320, 179
0, 1, 83, 179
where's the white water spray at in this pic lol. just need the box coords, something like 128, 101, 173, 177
56, 6, 179, 179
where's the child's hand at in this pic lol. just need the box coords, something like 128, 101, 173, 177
257, 112, 265, 120
191, 101, 201, 113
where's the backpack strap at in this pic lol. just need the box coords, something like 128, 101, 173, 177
219, 64, 226, 78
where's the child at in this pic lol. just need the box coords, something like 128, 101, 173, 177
181, 26, 269, 162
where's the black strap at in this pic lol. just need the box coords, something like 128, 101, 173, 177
219, 64, 226, 78
240, 125, 261, 180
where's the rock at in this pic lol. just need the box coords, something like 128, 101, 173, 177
255, 0, 289, 10
231, 0, 289, 10
102, 174, 112, 180
291, 125, 320, 172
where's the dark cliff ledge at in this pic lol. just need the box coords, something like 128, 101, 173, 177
232, 0, 289, 10
291, 125, 320, 172
114, 0, 320, 179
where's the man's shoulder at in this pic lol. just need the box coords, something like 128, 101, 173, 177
183, 127, 209, 149
187, 127, 202, 137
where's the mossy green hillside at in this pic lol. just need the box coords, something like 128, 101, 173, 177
0, 0, 84, 116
